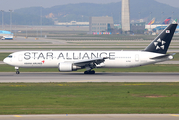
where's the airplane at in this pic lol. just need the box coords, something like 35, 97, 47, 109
3, 23, 178, 74
162, 17, 171, 24
153, 19, 177, 32
147, 18, 155, 25
146, 17, 172, 30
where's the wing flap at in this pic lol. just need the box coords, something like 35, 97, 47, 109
73, 57, 108, 67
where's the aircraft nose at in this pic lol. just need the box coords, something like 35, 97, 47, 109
3, 58, 8, 64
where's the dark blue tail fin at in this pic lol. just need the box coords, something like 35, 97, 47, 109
144, 23, 177, 54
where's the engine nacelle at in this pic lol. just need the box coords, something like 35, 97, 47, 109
58, 63, 80, 72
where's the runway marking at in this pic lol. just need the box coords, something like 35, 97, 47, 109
14, 115, 22, 117
70, 79, 101, 82
170, 114, 179, 117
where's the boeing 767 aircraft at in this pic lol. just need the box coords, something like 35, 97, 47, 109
3, 23, 178, 74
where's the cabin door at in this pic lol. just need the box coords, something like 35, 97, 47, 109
135, 54, 139, 62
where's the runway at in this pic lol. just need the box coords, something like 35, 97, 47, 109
0, 72, 179, 83
0, 114, 179, 120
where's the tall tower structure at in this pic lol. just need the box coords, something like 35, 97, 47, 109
122, 0, 130, 32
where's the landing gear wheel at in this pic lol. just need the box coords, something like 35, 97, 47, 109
15, 67, 20, 74
84, 70, 95, 74
84, 71, 88, 74
91, 70, 95, 74
16, 71, 20, 74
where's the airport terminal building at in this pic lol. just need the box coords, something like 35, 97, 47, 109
89, 16, 114, 34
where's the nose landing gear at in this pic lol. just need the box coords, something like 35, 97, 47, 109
15, 67, 20, 74
16, 71, 20, 74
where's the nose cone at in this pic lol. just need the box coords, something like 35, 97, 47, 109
3, 58, 8, 64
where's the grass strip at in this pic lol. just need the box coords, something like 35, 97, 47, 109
0, 47, 178, 51
0, 48, 144, 51
0, 64, 179, 72
0, 83, 179, 114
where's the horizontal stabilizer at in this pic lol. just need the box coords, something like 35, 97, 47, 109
150, 53, 175, 60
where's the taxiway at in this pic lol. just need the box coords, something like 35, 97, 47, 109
0, 114, 178, 120
0, 72, 179, 83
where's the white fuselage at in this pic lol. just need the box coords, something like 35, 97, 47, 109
3, 50, 172, 69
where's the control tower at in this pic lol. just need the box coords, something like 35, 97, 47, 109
122, 0, 131, 32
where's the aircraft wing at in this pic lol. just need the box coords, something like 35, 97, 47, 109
73, 57, 108, 67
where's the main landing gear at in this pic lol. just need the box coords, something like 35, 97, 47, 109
84, 70, 95, 74
15, 67, 20, 74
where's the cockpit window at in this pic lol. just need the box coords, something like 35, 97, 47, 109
8, 55, 13, 58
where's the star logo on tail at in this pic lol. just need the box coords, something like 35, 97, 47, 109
154, 38, 166, 50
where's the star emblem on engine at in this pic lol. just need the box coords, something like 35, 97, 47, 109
154, 38, 166, 50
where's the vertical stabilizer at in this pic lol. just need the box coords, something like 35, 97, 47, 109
148, 18, 155, 25
162, 17, 171, 24
144, 23, 177, 54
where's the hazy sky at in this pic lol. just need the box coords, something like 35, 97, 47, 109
0, 0, 179, 11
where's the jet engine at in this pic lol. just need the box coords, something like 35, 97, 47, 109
58, 63, 81, 72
